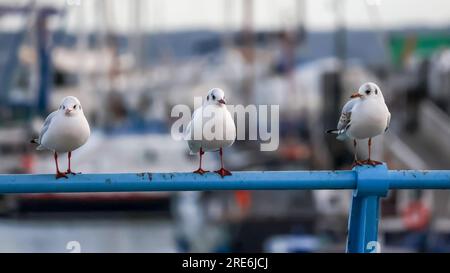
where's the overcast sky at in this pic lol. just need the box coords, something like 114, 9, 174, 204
2, 0, 450, 32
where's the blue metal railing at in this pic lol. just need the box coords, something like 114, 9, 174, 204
0, 163, 449, 253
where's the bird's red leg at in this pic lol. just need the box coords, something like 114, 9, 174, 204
215, 148, 232, 177
65, 151, 77, 175
193, 148, 208, 175
351, 139, 363, 168
363, 138, 382, 166
54, 152, 68, 179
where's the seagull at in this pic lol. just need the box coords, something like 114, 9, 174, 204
327, 82, 391, 167
185, 88, 236, 177
31, 96, 90, 179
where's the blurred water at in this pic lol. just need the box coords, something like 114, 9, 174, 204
0, 214, 176, 253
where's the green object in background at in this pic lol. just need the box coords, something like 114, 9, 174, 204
389, 33, 450, 67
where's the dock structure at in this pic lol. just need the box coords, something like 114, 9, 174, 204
0, 164, 449, 253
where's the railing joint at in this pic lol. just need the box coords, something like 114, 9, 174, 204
353, 164, 389, 198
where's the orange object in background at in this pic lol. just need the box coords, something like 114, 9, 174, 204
279, 143, 311, 161
21, 154, 35, 174
402, 201, 431, 231
234, 190, 252, 212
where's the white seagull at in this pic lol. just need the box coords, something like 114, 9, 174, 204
327, 82, 391, 166
185, 88, 236, 177
31, 96, 90, 179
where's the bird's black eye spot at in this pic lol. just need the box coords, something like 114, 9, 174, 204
207, 95, 209, 101
63, 106, 66, 110
73, 105, 76, 109
212, 95, 216, 100
365, 90, 370, 95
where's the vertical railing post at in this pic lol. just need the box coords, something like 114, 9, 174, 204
346, 164, 389, 253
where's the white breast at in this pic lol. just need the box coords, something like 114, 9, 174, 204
347, 99, 389, 140
186, 105, 236, 153
41, 113, 90, 153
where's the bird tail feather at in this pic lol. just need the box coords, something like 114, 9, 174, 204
31, 139, 46, 150
36, 145, 45, 151
326, 129, 347, 141
336, 134, 348, 141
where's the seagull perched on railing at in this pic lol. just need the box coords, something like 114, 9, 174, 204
31, 96, 90, 179
185, 88, 236, 177
327, 82, 391, 167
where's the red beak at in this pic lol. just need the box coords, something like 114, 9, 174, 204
350, 92, 362, 98
218, 99, 226, 104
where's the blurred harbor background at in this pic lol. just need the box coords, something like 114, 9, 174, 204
1, 0, 450, 252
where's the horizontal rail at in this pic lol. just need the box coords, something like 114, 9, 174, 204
0, 167, 449, 194
0, 171, 357, 193
388, 170, 450, 189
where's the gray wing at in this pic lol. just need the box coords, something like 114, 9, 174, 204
38, 110, 58, 143
337, 98, 358, 132
385, 112, 391, 132
184, 107, 200, 140
184, 108, 202, 154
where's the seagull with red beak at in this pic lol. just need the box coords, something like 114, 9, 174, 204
327, 82, 391, 167
31, 96, 90, 179
185, 88, 236, 177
